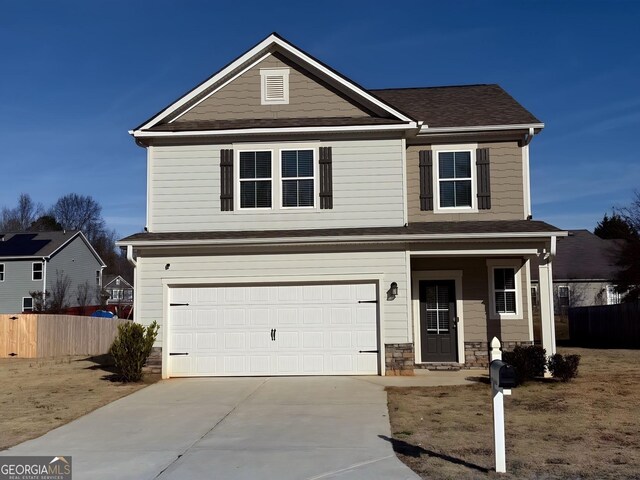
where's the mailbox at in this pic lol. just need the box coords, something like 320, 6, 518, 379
490, 360, 517, 389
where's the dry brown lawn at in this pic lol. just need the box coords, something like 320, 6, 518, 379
0, 356, 158, 450
387, 348, 640, 479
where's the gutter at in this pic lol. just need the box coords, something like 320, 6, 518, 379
419, 123, 544, 134
117, 230, 568, 249
126, 245, 137, 268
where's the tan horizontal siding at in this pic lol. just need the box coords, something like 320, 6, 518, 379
412, 257, 530, 344
136, 251, 410, 347
407, 141, 526, 222
174, 54, 368, 122
148, 139, 405, 232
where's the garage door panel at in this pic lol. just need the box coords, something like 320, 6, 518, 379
169, 282, 379, 377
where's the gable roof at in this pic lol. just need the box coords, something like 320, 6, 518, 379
531, 230, 621, 282
0, 230, 106, 266
103, 275, 133, 289
372, 85, 542, 129
133, 32, 415, 134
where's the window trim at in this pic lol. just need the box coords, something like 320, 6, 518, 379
0, 263, 4, 282
260, 68, 290, 105
32, 262, 43, 281
279, 148, 317, 210
236, 149, 275, 211
432, 143, 478, 213
234, 143, 319, 212
22, 296, 33, 312
487, 259, 523, 320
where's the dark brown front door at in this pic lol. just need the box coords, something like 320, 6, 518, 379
420, 280, 458, 362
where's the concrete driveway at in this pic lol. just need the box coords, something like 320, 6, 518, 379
2, 377, 420, 479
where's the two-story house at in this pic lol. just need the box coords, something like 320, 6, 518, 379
0, 231, 106, 313
118, 33, 565, 378
103, 274, 134, 305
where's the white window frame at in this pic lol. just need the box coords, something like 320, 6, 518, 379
0, 263, 4, 282
236, 149, 274, 210
487, 259, 523, 320
279, 148, 317, 209
22, 296, 33, 312
432, 143, 478, 213
557, 285, 570, 299
260, 68, 290, 105
32, 262, 43, 281
234, 143, 319, 212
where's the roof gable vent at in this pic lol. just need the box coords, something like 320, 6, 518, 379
261, 68, 289, 105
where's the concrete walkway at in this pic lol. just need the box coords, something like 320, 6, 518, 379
0, 376, 456, 479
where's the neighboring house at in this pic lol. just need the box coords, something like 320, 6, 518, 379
0, 231, 106, 313
531, 230, 622, 316
118, 33, 566, 378
103, 274, 134, 305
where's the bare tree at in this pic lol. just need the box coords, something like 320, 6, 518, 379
1, 193, 44, 231
76, 280, 96, 315
49, 271, 72, 313
51, 193, 105, 242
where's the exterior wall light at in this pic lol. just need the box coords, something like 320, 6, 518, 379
390, 282, 398, 297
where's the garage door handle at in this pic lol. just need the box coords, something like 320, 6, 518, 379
359, 350, 379, 353
169, 352, 189, 356
170, 303, 189, 306
270, 329, 275, 341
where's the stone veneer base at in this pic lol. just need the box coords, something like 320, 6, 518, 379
464, 341, 533, 368
143, 346, 162, 375
384, 343, 415, 375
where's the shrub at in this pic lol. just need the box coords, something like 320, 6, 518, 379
109, 321, 159, 382
503, 345, 547, 384
547, 353, 581, 382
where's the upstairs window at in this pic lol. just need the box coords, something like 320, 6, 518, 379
0, 263, 4, 281
32, 262, 43, 281
438, 151, 473, 208
282, 150, 314, 207
96, 270, 101, 286
260, 68, 290, 105
239, 151, 272, 209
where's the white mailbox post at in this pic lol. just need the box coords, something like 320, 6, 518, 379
489, 337, 517, 474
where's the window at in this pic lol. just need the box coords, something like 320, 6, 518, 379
557, 285, 570, 307
32, 262, 43, 281
239, 151, 272, 209
22, 297, 33, 312
487, 260, 522, 320
606, 285, 621, 305
433, 144, 477, 212
531, 286, 538, 308
0, 263, 4, 282
260, 68, 290, 105
96, 270, 101, 286
281, 150, 314, 207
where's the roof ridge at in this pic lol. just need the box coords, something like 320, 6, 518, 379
370, 84, 499, 92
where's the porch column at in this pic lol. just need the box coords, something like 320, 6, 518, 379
538, 256, 556, 357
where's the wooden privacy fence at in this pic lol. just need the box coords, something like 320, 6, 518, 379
568, 302, 640, 348
0, 314, 129, 358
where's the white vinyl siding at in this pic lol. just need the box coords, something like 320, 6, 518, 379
135, 250, 409, 349
147, 139, 405, 232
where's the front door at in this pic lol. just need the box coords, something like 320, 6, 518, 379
419, 280, 458, 362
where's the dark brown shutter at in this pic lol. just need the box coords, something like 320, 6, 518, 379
319, 147, 333, 209
476, 148, 491, 210
220, 149, 234, 211
419, 150, 433, 211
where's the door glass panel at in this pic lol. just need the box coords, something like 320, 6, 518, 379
425, 284, 450, 333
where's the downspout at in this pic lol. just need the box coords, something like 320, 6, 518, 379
126, 245, 138, 322
42, 257, 47, 310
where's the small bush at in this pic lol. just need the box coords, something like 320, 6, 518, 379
503, 345, 547, 384
547, 353, 581, 382
109, 321, 159, 382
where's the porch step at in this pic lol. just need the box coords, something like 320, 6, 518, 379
415, 363, 463, 372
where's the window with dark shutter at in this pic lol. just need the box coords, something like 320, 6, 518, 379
419, 150, 433, 211
220, 149, 234, 211
476, 147, 491, 210
319, 147, 333, 209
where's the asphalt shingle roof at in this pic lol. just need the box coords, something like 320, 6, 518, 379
0, 231, 80, 258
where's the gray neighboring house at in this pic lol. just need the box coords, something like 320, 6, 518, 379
531, 229, 622, 315
0, 231, 106, 313
103, 274, 134, 305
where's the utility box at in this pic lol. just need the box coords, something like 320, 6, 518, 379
490, 359, 517, 389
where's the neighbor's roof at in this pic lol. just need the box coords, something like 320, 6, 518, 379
531, 229, 622, 282
371, 85, 541, 128
0, 231, 106, 266
119, 220, 563, 246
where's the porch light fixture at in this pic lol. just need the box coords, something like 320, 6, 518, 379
390, 282, 398, 297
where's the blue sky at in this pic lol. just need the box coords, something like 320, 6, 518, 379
1, 1, 638, 237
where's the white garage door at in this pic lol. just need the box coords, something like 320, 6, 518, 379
168, 283, 379, 377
